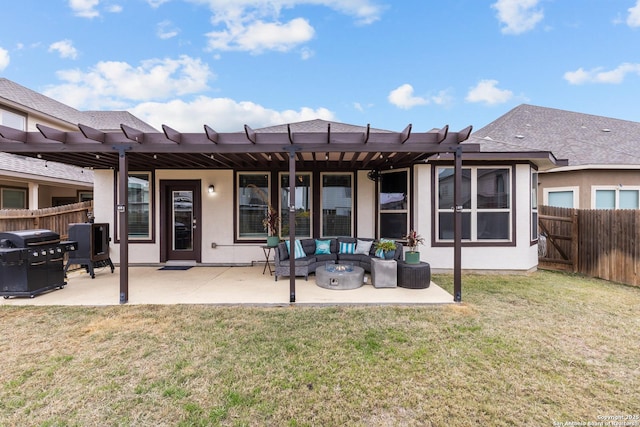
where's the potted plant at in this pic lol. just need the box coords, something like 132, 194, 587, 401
247, 184, 280, 246
403, 230, 424, 264
263, 206, 280, 247
374, 239, 397, 260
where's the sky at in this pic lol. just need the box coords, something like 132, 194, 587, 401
1, 0, 640, 134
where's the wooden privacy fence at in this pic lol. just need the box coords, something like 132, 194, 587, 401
0, 201, 93, 240
539, 205, 640, 287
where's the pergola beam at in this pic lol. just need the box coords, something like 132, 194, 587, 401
120, 124, 144, 143
162, 125, 182, 144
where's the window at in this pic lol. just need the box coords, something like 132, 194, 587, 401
280, 173, 312, 238
78, 191, 93, 202
593, 187, 640, 210
0, 108, 26, 131
436, 167, 511, 242
321, 173, 353, 237
531, 171, 538, 241
379, 169, 408, 239
544, 187, 578, 208
122, 172, 152, 240
237, 172, 271, 240
1, 187, 27, 209
128, 173, 151, 239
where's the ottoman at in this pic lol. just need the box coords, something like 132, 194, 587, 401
371, 258, 397, 288
397, 261, 431, 289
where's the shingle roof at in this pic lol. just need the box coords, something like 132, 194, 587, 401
256, 119, 393, 134
0, 78, 157, 132
0, 78, 160, 185
0, 152, 93, 184
82, 110, 158, 132
469, 104, 640, 167
0, 78, 86, 127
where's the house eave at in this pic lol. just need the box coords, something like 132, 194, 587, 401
541, 164, 640, 173
434, 151, 566, 170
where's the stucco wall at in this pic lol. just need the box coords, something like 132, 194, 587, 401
539, 168, 640, 209
413, 163, 537, 272
97, 169, 379, 265
96, 164, 538, 272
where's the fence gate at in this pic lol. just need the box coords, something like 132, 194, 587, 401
539, 205, 640, 287
538, 206, 578, 273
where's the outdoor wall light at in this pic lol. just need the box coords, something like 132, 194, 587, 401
208, 185, 215, 194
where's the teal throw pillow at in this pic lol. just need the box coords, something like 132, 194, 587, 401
339, 241, 356, 254
285, 239, 306, 259
315, 239, 331, 255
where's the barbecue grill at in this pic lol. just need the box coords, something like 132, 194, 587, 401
65, 223, 114, 278
0, 229, 77, 298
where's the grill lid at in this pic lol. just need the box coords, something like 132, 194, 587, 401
0, 229, 61, 248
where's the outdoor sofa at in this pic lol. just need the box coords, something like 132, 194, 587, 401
273, 237, 403, 281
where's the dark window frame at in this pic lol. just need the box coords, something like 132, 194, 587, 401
113, 170, 155, 244
431, 162, 517, 248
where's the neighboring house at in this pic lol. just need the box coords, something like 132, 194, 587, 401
468, 104, 640, 210
0, 78, 156, 209
0, 80, 567, 280
0, 152, 92, 209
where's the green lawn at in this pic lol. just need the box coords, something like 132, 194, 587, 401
1, 270, 639, 426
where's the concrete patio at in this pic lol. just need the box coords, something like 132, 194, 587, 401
1, 264, 455, 306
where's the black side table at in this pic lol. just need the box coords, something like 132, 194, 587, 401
397, 261, 431, 289
261, 245, 274, 275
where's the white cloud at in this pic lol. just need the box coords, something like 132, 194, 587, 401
69, 0, 100, 18
300, 47, 314, 60
564, 63, 640, 85
186, 0, 383, 53
157, 20, 180, 39
388, 84, 428, 109
130, 96, 336, 132
107, 4, 123, 13
627, 1, 640, 27
207, 18, 315, 53
43, 55, 213, 109
0, 47, 9, 71
146, 0, 170, 7
430, 89, 454, 107
49, 40, 79, 60
465, 80, 513, 105
387, 84, 453, 110
491, 0, 543, 35
68, 0, 121, 17
563, 68, 591, 85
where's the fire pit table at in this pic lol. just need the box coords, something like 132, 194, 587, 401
315, 263, 364, 290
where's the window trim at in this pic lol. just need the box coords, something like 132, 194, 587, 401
433, 165, 514, 246
0, 106, 27, 131
320, 172, 354, 238
543, 186, 579, 208
378, 168, 410, 240
1, 186, 28, 209
531, 170, 538, 244
114, 170, 155, 243
235, 171, 272, 242
279, 171, 313, 239
591, 185, 640, 210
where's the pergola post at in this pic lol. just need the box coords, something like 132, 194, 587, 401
116, 146, 130, 304
286, 147, 297, 303
453, 146, 463, 302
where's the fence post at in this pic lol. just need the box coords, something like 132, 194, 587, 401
571, 211, 578, 273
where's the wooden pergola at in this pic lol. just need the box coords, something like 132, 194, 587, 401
0, 121, 478, 304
